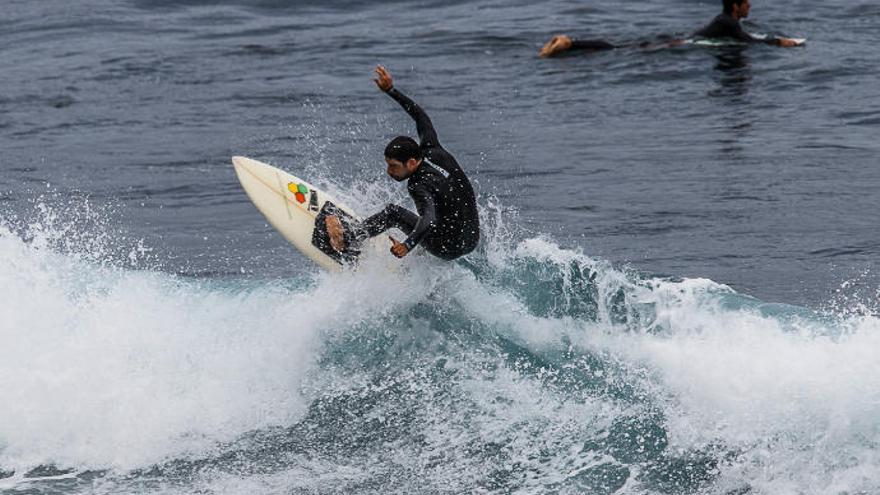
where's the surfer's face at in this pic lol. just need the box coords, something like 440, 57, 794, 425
385, 157, 415, 182
733, 0, 750, 18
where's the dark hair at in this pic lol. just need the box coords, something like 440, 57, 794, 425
723, 0, 746, 14
384, 136, 421, 163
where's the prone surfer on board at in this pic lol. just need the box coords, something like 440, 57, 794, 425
539, 0, 801, 58
325, 65, 480, 261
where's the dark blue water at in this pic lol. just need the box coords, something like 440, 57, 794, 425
2, 0, 879, 493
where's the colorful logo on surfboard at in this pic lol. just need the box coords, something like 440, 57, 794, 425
287, 182, 309, 204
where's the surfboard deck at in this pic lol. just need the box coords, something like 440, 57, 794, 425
232, 156, 380, 271
688, 36, 806, 47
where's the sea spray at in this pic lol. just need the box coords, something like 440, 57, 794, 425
2, 200, 880, 494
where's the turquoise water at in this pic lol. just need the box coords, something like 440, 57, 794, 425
1, 203, 878, 493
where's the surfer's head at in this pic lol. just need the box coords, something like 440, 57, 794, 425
384, 136, 422, 181
723, 0, 750, 18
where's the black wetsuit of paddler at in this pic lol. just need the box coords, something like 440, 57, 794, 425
359, 86, 480, 261
693, 12, 785, 44
693, 13, 755, 42
560, 12, 785, 54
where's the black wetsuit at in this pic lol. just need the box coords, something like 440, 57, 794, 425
693, 13, 778, 44
569, 39, 617, 52
360, 87, 480, 261
563, 13, 786, 54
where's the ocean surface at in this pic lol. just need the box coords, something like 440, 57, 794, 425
1, 0, 879, 493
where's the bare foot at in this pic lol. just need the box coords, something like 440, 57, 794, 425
539, 34, 573, 58
325, 215, 346, 252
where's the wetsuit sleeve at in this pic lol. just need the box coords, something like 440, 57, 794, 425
386, 87, 440, 148
729, 25, 783, 44
730, 21, 757, 42
694, 14, 791, 45
403, 183, 437, 251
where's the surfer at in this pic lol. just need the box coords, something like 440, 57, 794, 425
691, 0, 800, 46
325, 65, 480, 261
539, 0, 801, 58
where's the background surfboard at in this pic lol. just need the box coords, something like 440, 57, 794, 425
688, 36, 806, 47
232, 156, 375, 271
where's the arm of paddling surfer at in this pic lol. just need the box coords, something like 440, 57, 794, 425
695, 0, 800, 46
713, 21, 800, 47
693, 0, 800, 47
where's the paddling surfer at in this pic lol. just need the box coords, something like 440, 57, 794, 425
539, 0, 801, 57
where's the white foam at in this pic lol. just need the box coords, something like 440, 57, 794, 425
4, 198, 880, 493
0, 216, 434, 474
472, 238, 880, 493
0, 227, 317, 471
593, 274, 880, 493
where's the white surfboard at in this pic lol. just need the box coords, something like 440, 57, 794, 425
232, 156, 378, 271
688, 36, 806, 47
749, 34, 806, 46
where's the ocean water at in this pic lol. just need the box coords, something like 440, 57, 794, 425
1, 0, 879, 493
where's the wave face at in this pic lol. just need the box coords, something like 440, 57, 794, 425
1, 204, 879, 495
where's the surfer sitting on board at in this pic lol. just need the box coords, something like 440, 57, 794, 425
325, 65, 480, 261
539, 0, 801, 58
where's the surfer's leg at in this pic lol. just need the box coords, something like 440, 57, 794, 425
570, 39, 616, 51
540, 35, 616, 57
326, 205, 417, 252
361, 204, 418, 238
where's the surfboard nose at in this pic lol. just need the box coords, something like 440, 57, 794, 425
232, 156, 264, 175
231, 155, 248, 169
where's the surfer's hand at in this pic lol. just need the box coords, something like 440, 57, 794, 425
374, 65, 393, 92
777, 37, 799, 47
389, 236, 409, 258
539, 35, 573, 57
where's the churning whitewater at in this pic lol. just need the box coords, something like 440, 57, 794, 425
1, 201, 878, 495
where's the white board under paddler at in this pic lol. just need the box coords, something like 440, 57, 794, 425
232, 156, 382, 271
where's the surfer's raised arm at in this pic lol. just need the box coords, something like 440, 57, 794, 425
373, 65, 440, 148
